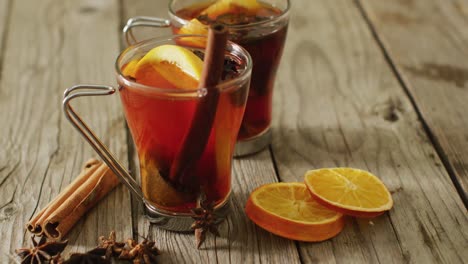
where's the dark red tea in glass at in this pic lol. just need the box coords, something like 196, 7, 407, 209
124, 0, 290, 155
63, 35, 252, 231
119, 52, 249, 213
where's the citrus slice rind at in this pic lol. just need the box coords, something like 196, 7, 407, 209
245, 182, 344, 242
122, 59, 139, 78
177, 19, 209, 48
201, 0, 261, 19
135, 44, 203, 89
179, 18, 208, 36
304, 168, 393, 218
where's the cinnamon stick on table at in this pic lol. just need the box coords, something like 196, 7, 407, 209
27, 158, 120, 240
169, 24, 228, 186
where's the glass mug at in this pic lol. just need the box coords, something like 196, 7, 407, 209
124, 0, 290, 156
63, 35, 252, 231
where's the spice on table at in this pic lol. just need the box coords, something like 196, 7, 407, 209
15, 230, 155, 264
191, 192, 221, 249
119, 238, 160, 264
50, 254, 64, 264
87, 231, 126, 259
15, 236, 68, 264
27, 158, 120, 240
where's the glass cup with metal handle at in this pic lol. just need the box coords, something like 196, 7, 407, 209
63, 35, 252, 231
123, 0, 290, 156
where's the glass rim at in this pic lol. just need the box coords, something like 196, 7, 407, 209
168, 0, 291, 30
115, 34, 253, 96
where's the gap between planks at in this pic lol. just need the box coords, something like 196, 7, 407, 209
354, 0, 468, 209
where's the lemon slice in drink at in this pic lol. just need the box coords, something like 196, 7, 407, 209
201, 0, 261, 19
122, 59, 139, 78
179, 18, 208, 35
134, 44, 203, 89
178, 19, 209, 48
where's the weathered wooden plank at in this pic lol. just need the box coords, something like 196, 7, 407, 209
0, 0, 131, 262
272, 0, 468, 263
0, 0, 10, 57
359, 0, 468, 205
120, 0, 172, 44
121, 1, 301, 263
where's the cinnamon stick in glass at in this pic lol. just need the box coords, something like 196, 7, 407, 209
169, 24, 228, 187
26, 158, 120, 240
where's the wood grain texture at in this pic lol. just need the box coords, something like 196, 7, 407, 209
121, 1, 301, 262
0, 0, 10, 60
121, 0, 172, 44
0, 0, 132, 262
272, 0, 468, 263
2, 0, 467, 263
359, 0, 468, 206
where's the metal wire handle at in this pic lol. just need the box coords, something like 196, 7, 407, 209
123, 16, 171, 45
62, 85, 145, 202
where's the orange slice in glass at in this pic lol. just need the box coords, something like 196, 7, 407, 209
179, 18, 208, 35
304, 168, 393, 218
201, 0, 261, 19
122, 58, 139, 78
134, 44, 203, 89
245, 182, 344, 242
178, 19, 209, 47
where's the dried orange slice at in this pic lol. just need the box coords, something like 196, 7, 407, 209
245, 182, 344, 242
133, 45, 203, 89
304, 168, 393, 218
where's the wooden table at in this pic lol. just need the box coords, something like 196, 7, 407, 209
1, 0, 467, 263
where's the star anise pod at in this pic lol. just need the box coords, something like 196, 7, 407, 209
15, 236, 68, 264
119, 238, 160, 264
50, 254, 63, 264
86, 230, 126, 259
190, 193, 221, 249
